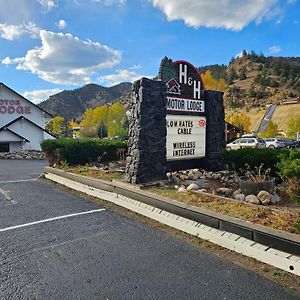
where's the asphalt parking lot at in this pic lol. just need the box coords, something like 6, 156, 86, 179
0, 159, 299, 299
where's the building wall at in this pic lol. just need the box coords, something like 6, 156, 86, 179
8, 120, 44, 151
9, 142, 22, 152
0, 85, 46, 128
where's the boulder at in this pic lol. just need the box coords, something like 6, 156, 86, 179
234, 193, 245, 201
178, 187, 187, 193
233, 189, 241, 196
216, 187, 233, 197
245, 194, 260, 204
271, 193, 281, 204
257, 190, 271, 205
187, 183, 199, 191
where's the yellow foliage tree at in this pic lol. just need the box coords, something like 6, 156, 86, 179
287, 115, 300, 139
80, 108, 94, 126
107, 101, 125, 138
46, 116, 64, 135
69, 120, 79, 128
225, 111, 251, 132
92, 105, 109, 127
202, 70, 227, 92
259, 121, 279, 138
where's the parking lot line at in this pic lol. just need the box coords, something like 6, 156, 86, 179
0, 178, 39, 184
0, 209, 106, 233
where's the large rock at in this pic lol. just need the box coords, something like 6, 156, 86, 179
257, 190, 271, 205
271, 193, 281, 204
216, 187, 233, 197
178, 187, 187, 193
234, 193, 245, 201
245, 194, 260, 204
183, 180, 208, 188
187, 183, 199, 191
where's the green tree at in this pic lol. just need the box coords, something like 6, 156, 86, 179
97, 120, 108, 139
239, 67, 247, 80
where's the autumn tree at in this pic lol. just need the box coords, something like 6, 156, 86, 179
259, 121, 279, 138
202, 70, 227, 92
46, 116, 64, 135
107, 101, 126, 138
225, 111, 251, 132
80, 108, 94, 127
287, 115, 300, 139
92, 105, 109, 127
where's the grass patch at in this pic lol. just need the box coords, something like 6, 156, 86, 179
67, 166, 124, 182
150, 188, 300, 234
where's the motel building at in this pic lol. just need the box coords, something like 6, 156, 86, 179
0, 82, 56, 153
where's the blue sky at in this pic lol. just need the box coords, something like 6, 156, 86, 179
0, 0, 299, 103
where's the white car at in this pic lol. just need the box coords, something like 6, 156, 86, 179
226, 138, 266, 150
263, 138, 285, 149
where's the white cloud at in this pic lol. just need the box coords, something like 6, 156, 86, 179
98, 69, 151, 86
91, 0, 126, 6
23, 88, 62, 104
0, 22, 40, 40
57, 19, 67, 29
151, 0, 278, 31
268, 45, 282, 54
2, 30, 122, 85
38, 0, 57, 10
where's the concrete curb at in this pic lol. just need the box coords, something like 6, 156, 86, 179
44, 167, 300, 276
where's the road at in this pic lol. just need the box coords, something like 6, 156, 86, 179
0, 159, 299, 299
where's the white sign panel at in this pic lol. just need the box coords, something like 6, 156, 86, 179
166, 115, 206, 161
166, 96, 205, 113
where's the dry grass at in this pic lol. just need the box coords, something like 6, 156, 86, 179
67, 166, 124, 181
150, 188, 300, 234
227, 103, 300, 133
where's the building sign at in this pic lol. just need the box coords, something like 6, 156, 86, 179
0, 99, 31, 114
167, 115, 206, 160
166, 60, 206, 161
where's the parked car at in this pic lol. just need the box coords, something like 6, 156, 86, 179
263, 138, 285, 149
281, 139, 296, 149
226, 138, 266, 150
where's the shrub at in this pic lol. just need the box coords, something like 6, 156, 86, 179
41, 138, 127, 166
277, 150, 300, 204
222, 148, 299, 177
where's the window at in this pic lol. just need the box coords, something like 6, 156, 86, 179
0, 143, 9, 152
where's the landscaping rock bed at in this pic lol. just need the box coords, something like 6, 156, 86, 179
165, 168, 282, 206
0, 151, 45, 160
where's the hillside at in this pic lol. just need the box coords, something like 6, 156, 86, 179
39, 82, 132, 120
227, 103, 300, 134
223, 52, 300, 109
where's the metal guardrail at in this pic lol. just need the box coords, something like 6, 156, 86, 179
44, 167, 300, 256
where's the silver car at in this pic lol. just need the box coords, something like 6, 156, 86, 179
226, 138, 266, 150
263, 138, 285, 149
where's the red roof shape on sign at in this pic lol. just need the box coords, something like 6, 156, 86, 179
166, 78, 181, 95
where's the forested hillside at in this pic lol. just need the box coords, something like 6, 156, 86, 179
39, 82, 132, 120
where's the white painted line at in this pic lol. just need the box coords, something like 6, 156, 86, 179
0, 209, 106, 233
0, 178, 38, 184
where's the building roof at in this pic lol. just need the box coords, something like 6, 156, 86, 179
0, 116, 57, 139
0, 127, 30, 142
0, 82, 54, 118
